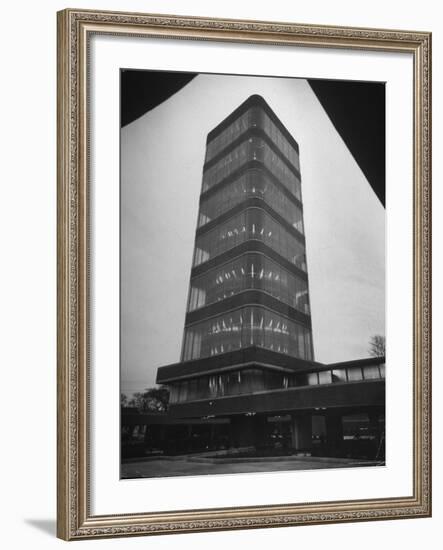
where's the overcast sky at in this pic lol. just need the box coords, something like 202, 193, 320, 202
120, 73, 385, 395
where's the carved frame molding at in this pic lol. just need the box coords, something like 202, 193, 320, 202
57, 8, 431, 540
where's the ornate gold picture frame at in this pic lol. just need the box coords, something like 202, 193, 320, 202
57, 8, 431, 540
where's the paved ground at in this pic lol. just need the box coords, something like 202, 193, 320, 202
121, 456, 382, 479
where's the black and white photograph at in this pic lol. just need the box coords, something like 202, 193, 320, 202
120, 70, 386, 479
1, 0, 437, 545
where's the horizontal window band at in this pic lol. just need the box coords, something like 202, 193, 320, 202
206, 94, 300, 155
189, 250, 306, 284
156, 346, 322, 384
200, 160, 303, 208
158, 360, 318, 385
167, 379, 385, 418
190, 241, 309, 281
203, 127, 300, 179
156, 348, 385, 385
186, 252, 311, 317
195, 199, 305, 243
184, 289, 312, 327
159, 359, 385, 385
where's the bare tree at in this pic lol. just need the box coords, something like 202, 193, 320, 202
368, 335, 385, 357
128, 386, 170, 412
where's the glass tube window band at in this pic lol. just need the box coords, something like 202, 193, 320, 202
182, 306, 313, 361
198, 169, 304, 232
205, 107, 260, 163
169, 362, 386, 404
193, 208, 307, 270
202, 136, 301, 198
187, 253, 310, 314
205, 105, 299, 171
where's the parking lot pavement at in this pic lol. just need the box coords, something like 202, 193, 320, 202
121, 456, 380, 479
